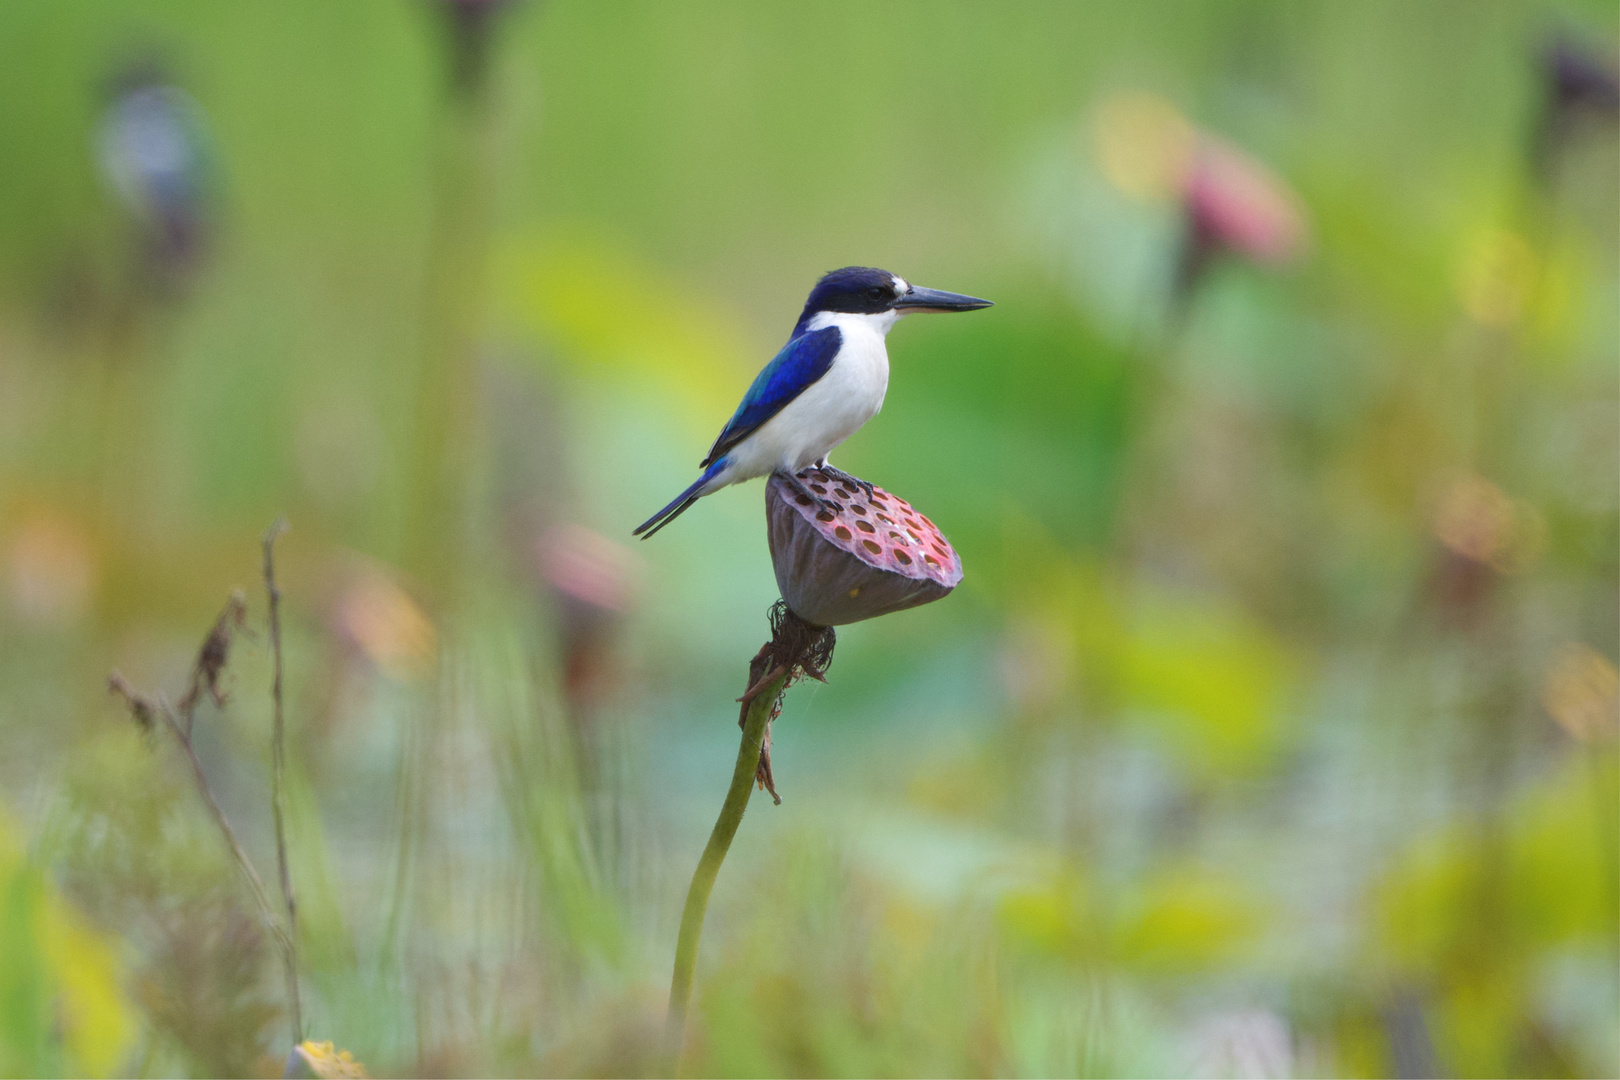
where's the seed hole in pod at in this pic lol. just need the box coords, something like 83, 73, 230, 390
835, 488, 851, 500
889, 531, 906, 543
851, 504, 867, 515
904, 517, 921, 530
834, 525, 852, 541
895, 551, 912, 565
810, 483, 828, 495
794, 495, 812, 506
816, 511, 835, 522
876, 513, 894, 524
924, 554, 939, 566
856, 520, 876, 533
933, 544, 949, 558
826, 501, 843, 512
906, 529, 921, 542
862, 539, 882, 554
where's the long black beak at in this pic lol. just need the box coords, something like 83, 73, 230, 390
893, 285, 994, 313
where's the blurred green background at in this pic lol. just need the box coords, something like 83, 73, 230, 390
0, 1, 1616, 1076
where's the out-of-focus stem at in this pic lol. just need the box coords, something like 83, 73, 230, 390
1587, 744, 1620, 963
387, 36, 499, 950
93, 294, 149, 543
262, 519, 303, 1044
401, 72, 496, 599
667, 669, 789, 1053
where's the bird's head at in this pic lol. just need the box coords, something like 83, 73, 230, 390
795, 266, 992, 335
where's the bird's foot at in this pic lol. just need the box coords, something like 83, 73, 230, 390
777, 470, 834, 512
813, 464, 875, 502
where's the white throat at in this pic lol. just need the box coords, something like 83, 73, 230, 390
805, 308, 901, 337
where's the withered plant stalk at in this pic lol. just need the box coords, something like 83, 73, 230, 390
108, 525, 307, 1049
107, 670, 294, 966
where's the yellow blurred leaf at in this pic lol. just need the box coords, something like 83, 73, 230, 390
0, 811, 136, 1078
494, 230, 756, 433
1434, 966, 1523, 1080
1370, 754, 1616, 971
1456, 228, 1537, 327
1115, 866, 1260, 973
286, 1039, 370, 1079
1369, 830, 1473, 969
996, 867, 1092, 962
38, 905, 135, 1077
1092, 91, 1195, 202
1118, 591, 1298, 777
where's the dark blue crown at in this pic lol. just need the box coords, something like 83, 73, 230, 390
794, 266, 902, 333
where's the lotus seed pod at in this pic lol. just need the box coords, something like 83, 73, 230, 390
766, 468, 963, 627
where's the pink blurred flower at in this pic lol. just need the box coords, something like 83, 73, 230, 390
329, 564, 436, 681
1424, 473, 1546, 626
537, 524, 641, 708
1091, 92, 1307, 291
5, 511, 97, 629
538, 523, 640, 615
1183, 137, 1308, 268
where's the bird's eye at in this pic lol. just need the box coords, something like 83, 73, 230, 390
867, 286, 886, 300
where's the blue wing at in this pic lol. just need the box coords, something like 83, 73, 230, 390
701, 325, 842, 466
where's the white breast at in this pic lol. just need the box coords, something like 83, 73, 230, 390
721, 310, 893, 481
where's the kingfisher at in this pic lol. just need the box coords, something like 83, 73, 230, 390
634, 266, 992, 538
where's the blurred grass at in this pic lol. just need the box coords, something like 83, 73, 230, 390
0, 0, 1615, 1077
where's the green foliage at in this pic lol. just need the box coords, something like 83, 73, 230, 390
0, 0, 1614, 1076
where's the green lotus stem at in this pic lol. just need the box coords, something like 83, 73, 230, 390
667, 668, 789, 1051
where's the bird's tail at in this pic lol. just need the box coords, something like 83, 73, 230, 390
633, 460, 725, 539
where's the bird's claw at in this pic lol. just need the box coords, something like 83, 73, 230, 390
778, 470, 835, 512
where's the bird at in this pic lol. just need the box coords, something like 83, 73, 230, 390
634, 266, 992, 539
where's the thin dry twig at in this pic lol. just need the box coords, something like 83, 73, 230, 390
108, 671, 293, 961
107, 522, 306, 1047
262, 517, 303, 1044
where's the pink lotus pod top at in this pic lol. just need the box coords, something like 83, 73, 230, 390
766, 468, 962, 627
